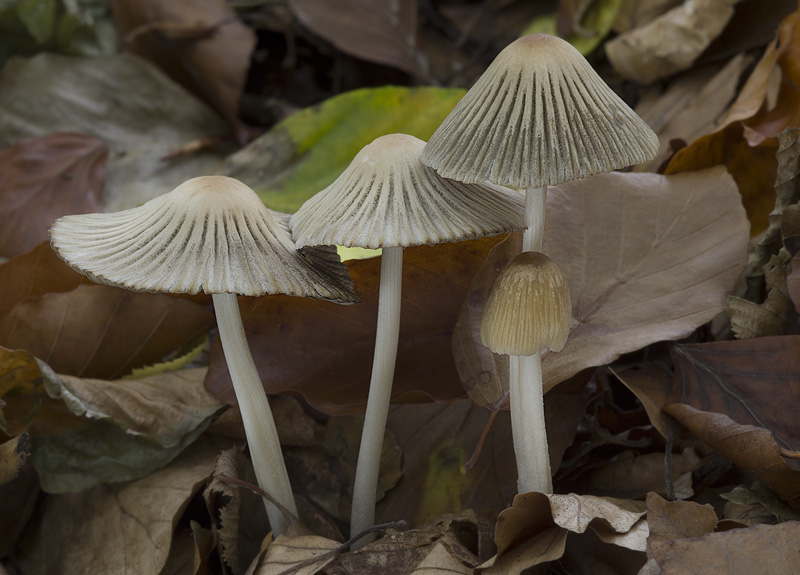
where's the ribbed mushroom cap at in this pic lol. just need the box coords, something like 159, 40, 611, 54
290, 133, 525, 250
480, 251, 571, 356
49, 175, 358, 303
422, 33, 659, 188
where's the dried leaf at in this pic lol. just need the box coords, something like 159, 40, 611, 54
205, 236, 504, 414
454, 167, 748, 396
289, 0, 419, 76
223, 86, 465, 213
605, 0, 737, 84
0, 53, 228, 211
645, 492, 718, 543
720, 483, 800, 524
408, 541, 474, 574
249, 535, 339, 575
112, 0, 255, 143
0, 284, 214, 380
663, 404, 800, 510
727, 250, 794, 338
669, 338, 800, 454
17, 437, 232, 575
613, 364, 673, 439
0, 133, 107, 258
0, 241, 91, 321
0, 465, 38, 557
612, 0, 682, 33
0, 432, 30, 486
648, 522, 800, 573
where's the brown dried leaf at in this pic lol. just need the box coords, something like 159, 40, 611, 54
663, 404, 800, 510
0, 133, 107, 258
289, 0, 420, 76
605, 0, 736, 84
454, 168, 748, 397
645, 492, 718, 543
0, 465, 38, 557
613, 364, 673, 439
205, 236, 504, 414
0, 432, 30, 486
648, 522, 800, 574
668, 337, 800, 453
249, 535, 340, 575
112, 0, 256, 143
17, 436, 232, 575
612, 0, 682, 33
0, 284, 214, 379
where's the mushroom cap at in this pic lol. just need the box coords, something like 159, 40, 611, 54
290, 133, 525, 250
422, 33, 659, 188
49, 175, 358, 303
480, 251, 571, 356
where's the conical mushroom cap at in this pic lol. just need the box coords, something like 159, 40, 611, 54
49, 176, 358, 303
422, 34, 659, 188
480, 251, 571, 356
290, 133, 525, 250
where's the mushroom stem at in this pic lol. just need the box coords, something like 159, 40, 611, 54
509, 351, 553, 493
350, 246, 403, 543
523, 186, 547, 252
514, 185, 553, 493
213, 293, 298, 535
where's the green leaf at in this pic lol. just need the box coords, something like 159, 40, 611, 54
223, 85, 466, 212
15, 0, 57, 44
521, 0, 623, 56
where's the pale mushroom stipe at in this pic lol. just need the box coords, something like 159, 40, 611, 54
48, 175, 358, 536
290, 133, 526, 541
423, 33, 658, 494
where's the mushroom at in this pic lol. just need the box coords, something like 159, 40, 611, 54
422, 34, 658, 492
290, 133, 525, 537
480, 251, 571, 493
48, 175, 358, 535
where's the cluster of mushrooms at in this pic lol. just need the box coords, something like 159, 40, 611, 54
48, 34, 658, 541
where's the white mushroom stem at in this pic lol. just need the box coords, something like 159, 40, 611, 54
509, 351, 553, 493
350, 246, 403, 542
213, 293, 298, 535
517, 185, 552, 493
523, 186, 547, 252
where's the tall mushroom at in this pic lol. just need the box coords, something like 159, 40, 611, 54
49, 175, 358, 535
290, 133, 525, 538
422, 33, 658, 493
480, 252, 571, 493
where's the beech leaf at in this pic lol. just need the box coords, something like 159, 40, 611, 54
0, 132, 107, 258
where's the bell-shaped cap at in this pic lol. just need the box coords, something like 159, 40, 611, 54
480, 251, 571, 356
49, 176, 358, 303
422, 33, 659, 188
290, 133, 525, 250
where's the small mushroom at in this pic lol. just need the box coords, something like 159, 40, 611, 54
49, 175, 358, 535
290, 133, 525, 538
480, 251, 571, 493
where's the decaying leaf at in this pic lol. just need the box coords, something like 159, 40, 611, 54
205, 235, 504, 414
112, 0, 256, 143
0, 283, 214, 380
0, 132, 107, 258
721, 483, 800, 524
0, 432, 30, 486
0, 53, 228, 210
605, 0, 737, 84
645, 492, 718, 543
454, 167, 748, 396
248, 535, 339, 575
648, 522, 800, 573
289, 0, 420, 76
17, 437, 232, 575
223, 86, 465, 213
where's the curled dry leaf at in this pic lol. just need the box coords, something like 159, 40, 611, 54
0, 283, 214, 380
0, 133, 107, 258
454, 167, 748, 396
16, 437, 233, 575
605, 0, 736, 84
648, 521, 800, 574
112, 0, 256, 143
0, 53, 228, 211
289, 0, 420, 76
205, 235, 504, 414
